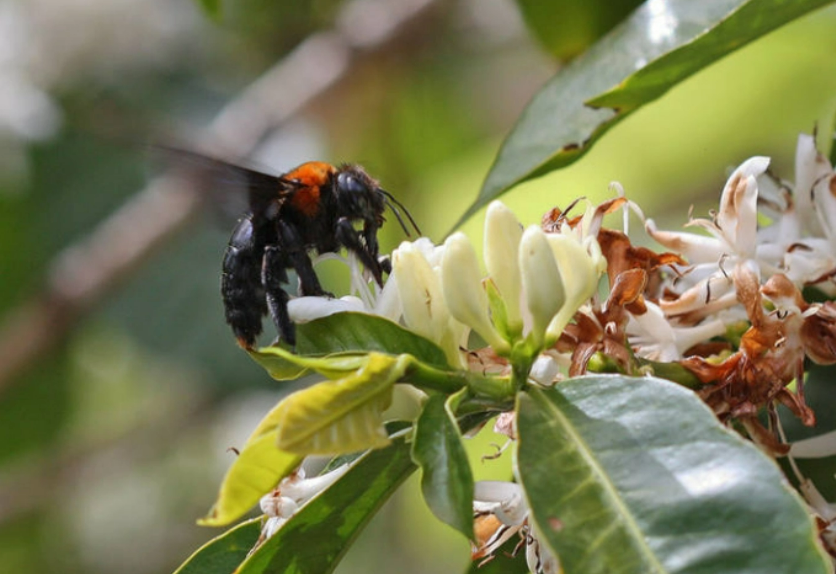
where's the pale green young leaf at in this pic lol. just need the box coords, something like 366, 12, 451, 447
199, 430, 302, 527
274, 353, 411, 455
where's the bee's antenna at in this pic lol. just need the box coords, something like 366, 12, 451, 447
384, 198, 412, 236
379, 189, 422, 236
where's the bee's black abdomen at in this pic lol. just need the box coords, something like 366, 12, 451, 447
222, 215, 268, 348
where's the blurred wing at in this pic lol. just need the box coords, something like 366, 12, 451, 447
150, 145, 297, 218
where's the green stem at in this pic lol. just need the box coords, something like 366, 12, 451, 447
465, 373, 515, 402
403, 360, 467, 394
403, 360, 515, 402
586, 351, 704, 390
509, 339, 537, 391
637, 358, 704, 390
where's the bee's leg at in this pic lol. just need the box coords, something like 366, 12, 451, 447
262, 245, 295, 346
379, 256, 392, 275
277, 221, 330, 297
363, 221, 392, 277
336, 218, 385, 286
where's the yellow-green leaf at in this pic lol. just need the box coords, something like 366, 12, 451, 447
248, 346, 368, 381
199, 430, 302, 527
274, 353, 411, 455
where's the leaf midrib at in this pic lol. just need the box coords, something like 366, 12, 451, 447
528, 386, 668, 574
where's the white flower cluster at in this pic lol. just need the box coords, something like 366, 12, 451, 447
634, 134, 836, 361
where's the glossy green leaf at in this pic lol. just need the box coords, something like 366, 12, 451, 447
461, 0, 835, 227
236, 438, 416, 574
411, 391, 475, 540
515, 376, 830, 574
199, 431, 302, 527
274, 353, 410, 455
173, 518, 261, 574
296, 312, 450, 369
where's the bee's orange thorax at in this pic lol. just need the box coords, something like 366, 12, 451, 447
284, 161, 336, 217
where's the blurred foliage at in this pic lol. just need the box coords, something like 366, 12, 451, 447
1, 0, 836, 573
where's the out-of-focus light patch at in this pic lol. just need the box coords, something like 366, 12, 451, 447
0, 77, 61, 141
647, 0, 678, 46
24, 0, 199, 87
251, 119, 325, 173
0, 1, 60, 172
458, 0, 527, 46
60, 455, 173, 574
337, 0, 434, 48
67, 325, 202, 446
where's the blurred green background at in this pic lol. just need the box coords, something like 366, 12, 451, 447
1, 0, 836, 572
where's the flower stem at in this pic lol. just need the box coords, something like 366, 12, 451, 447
403, 359, 516, 402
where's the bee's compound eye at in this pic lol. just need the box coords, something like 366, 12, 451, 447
337, 171, 367, 195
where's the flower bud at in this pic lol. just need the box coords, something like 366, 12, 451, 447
544, 234, 602, 344
441, 233, 509, 353
519, 226, 565, 348
484, 201, 524, 333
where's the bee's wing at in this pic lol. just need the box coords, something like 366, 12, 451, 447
150, 145, 297, 219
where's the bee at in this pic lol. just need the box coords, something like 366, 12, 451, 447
204, 157, 420, 349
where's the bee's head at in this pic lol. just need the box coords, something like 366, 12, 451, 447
334, 166, 387, 225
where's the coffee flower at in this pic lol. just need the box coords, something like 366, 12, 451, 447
472, 481, 560, 574
256, 463, 350, 545
392, 238, 470, 368
388, 201, 605, 375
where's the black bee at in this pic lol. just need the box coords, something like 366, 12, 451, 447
209, 158, 419, 349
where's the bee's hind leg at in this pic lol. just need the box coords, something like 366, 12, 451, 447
262, 245, 296, 347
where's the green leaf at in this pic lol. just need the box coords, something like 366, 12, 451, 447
236, 438, 416, 574
274, 353, 410, 455
246, 348, 310, 380
199, 431, 302, 527
460, 0, 835, 228
248, 346, 368, 381
516, 0, 644, 60
515, 376, 830, 574
296, 312, 450, 369
173, 518, 261, 574
411, 391, 475, 540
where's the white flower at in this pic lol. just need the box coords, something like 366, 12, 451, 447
627, 301, 727, 362
257, 463, 350, 544
472, 481, 560, 574
287, 252, 401, 324
392, 239, 469, 368
644, 156, 772, 321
